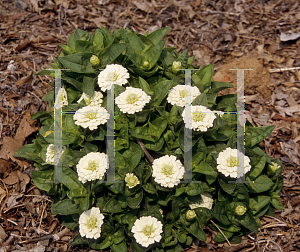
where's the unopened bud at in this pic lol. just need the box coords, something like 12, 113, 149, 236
90, 55, 100, 66
235, 205, 247, 216
186, 210, 196, 221
267, 162, 280, 176
143, 61, 149, 68
172, 61, 181, 73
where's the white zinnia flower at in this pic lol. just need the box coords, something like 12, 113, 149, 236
76, 152, 107, 183
189, 192, 214, 210
152, 155, 185, 188
98, 64, 130, 92
115, 87, 151, 114
125, 173, 140, 189
216, 147, 251, 178
167, 85, 200, 107
46, 144, 66, 165
79, 207, 105, 239
54, 86, 68, 109
131, 216, 163, 247
182, 105, 216, 132
73, 105, 109, 130
77, 91, 103, 106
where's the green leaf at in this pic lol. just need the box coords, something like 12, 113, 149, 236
270, 198, 285, 210
111, 242, 128, 252
101, 43, 128, 66
192, 93, 209, 107
208, 81, 234, 93
185, 183, 202, 196
212, 201, 232, 226
146, 27, 170, 45
249, 196, 271, 218
218, 178, 236, 195
142, 183, 157, 194
246, 175, 274, 193
127, 190, 143, 208
139, 77, 154, 96
216, 94, 237, 110
129, 116, 168, 142
214, 230, 234, 243
126, 31, 145, 54
248, 155, 266, 179
127, 151, 142, 172
227, 211, 258, 233
186, 220, 206, 241
83, 75, 95, 97
103, 197, 123, 213
57, 53, 96, 73
195, 64, 214, 88
245, 125, 275, 148
91, 30, 104, 47
42, 90, 54, 102
115, 123, 129, 152
31, 169, 58, 195
71, 234, 88, 245
150, 80, 173, 107
51, 199, 79, 215
75, 40, 93, 53
176, 49, 188, 69
61, 73, 83, 92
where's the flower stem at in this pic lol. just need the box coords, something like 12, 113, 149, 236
136, 138, 154, 164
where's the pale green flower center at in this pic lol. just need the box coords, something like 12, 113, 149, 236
87, 160, 98, 171
228, 155, 237, 167
85, 98, 91, 105
235, 205, 246, 216
126, 93, 138, 104
143, 61, 149, 67
161, 164, 173, 176
192, 112, 205, 122
86, 112, 97, 119
179, 90, 186, 98
107, 70, 119, 81
142, 225, 154, 237
86, 216, 98, 229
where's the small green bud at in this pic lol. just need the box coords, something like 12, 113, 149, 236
235, 205, 247, 216
186, 210, 196, 221
143, 61, 149, 68
267, 162, 280, 176
172, 61, 181, 73
90, 55, 100, 66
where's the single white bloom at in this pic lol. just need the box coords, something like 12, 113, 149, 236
79, 207, 105, 239
125, 173, 140, 189
182, 105, 216, 132
167, 85, 200, 107
98, 64, 130, 92
46, 144, 67, 165
152, 155, 185, 188
73, 105, 109, 130
55, 86, 68, 109
216, 147, 251, 178
189, 192, 214, 210
76, 152, 107, 183
115, 87, 151, 114
131, 216, 163, 247
77, 91, 103, 106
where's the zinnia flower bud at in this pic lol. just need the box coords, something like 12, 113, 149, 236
235, 205, 247, 216
267, 162, 280, 176
172, 61, 181, 73
143, 61, 149, 68
186, 210, 196, 221
90, 55, 100, 66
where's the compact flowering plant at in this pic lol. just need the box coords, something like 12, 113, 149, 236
14, 27, 284, 251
